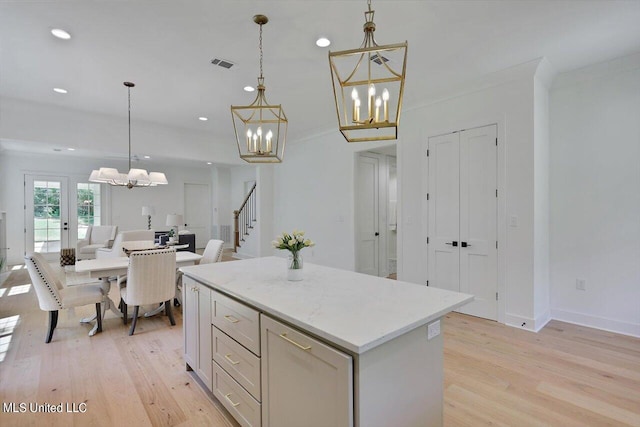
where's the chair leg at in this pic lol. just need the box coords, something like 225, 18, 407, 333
165, 300, 176, 326
122, 301, 128, 325
95, 303, 102, 333
52, 310, 58, 330
129, 306, 139, 335
46, 311, 58, 343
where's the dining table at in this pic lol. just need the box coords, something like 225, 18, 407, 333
74, 250, 202, 335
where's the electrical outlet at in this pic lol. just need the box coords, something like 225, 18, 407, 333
576, 279, 586, 291
427, 320, 441, 340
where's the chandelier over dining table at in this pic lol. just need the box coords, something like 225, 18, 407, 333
89, 82, 168, 188
328, 0, 408, 142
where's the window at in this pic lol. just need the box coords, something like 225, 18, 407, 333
76, 183, 101, 239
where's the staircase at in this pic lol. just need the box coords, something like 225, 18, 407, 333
233, 183, 257, 252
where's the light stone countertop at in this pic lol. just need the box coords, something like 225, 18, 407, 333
181, 256, 473, 354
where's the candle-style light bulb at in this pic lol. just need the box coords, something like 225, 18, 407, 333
266, 130, 273, 153
246, 129, 252, 152
351, 88, 359, 123
256, 127, 263, 153
355, 98, 361, 122
382, 89, 389, 122
375, 97, 382, 123
253, 134, 258, 153
368, 84, 376, 120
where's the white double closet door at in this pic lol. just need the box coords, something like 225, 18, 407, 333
428, 125, 498, 320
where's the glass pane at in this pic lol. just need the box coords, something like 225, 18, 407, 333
33, 180, 63, 254
76, 183, 101, 242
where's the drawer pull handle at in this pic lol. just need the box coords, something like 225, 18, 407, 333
224, 315, 239, 323
224, 393, 241, 407
279, 333, 311, 351
224, 353, 240, 365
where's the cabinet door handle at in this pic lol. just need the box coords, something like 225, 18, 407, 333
224, 315, 239, 323
224, 353, 240, 365
279, 332, 311, 351
224, 393, 241, 407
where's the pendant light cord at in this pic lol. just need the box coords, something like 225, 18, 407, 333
259, 23, 263, 80
128, 85, 132, 171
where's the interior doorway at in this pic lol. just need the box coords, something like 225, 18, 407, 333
355, 147, 397, 278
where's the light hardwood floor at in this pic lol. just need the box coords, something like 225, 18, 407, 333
1, 256, 639, 426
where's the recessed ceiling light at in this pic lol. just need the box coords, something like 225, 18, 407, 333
51, 28, 71, 40
207, 162, 212, 165
144, 155, 151, 159
67, 148, 75, 151
243, 86, 255, 92
53, 88, 68, 94
198, 117, 208, 121
316, 37, 331, 48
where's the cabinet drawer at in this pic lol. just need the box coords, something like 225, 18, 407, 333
213, 327, 261, 401
213, 361, 261, 427
261, 315, 353, 427
212, 291, 260, 356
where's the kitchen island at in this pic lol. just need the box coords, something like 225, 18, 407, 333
180, 256, 472, 427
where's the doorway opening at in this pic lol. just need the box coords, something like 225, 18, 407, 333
354, 146, 397, 278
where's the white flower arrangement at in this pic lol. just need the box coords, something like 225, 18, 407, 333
272, 229, 314, 270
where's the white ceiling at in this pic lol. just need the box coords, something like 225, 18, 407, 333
1, 0, 640, 161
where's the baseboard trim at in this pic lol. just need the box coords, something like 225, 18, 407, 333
505, 313, 537, 332
550, 308, 640, 338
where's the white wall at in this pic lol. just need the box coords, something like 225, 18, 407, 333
549, 53, 640, 337
0, 150, 213, 264
212, 166, 233, 246
533, 59, 554, 327
273, 128, 394, 271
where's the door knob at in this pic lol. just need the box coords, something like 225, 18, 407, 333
445, 241, 458, 246
461, 242, 472, 248
375, 232, 380, 236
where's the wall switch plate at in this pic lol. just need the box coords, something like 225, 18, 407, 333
509, 215, 519, 227
576, 279, 586, 291
427, 320, 441, 340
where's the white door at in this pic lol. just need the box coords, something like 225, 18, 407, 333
25, 175, 70, 260
428, 125, 497, 320
184, 183, 211, 249
427, 133, 460, 293
459, 126, 498, 319
356, 154, 379, 276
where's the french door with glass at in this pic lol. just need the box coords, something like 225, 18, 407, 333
25, 175, 103, 260
25, 175, 69, 260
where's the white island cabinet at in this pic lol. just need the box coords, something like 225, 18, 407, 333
180, 257, 472, 427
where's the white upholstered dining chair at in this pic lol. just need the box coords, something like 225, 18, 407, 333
120, 248, 176, 335
24, 252, 104, 343
95, 229, 155, 259
173, 239, 224, 307
200, 239, 224, 264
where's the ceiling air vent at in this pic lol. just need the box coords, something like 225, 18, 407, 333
211, 58, 235, 69
370, 54, 389, 65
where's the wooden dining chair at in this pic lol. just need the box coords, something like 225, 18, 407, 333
24, 252, 104, 343
120, 248, 176, 335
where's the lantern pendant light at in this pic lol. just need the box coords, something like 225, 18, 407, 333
328, 0, 408, 142
231, 15, 288, 163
